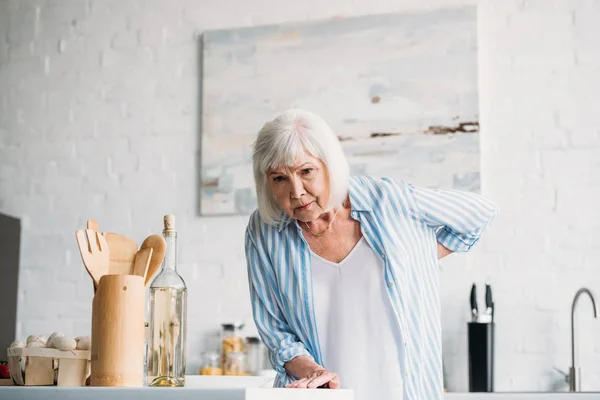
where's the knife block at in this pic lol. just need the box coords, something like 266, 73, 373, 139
467, 322, 494, 392
91, 274, 145, 387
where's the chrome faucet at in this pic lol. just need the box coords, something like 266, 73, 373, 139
570, 287, 598, 392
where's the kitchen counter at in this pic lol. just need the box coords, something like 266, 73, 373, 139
446, 394, 600, 399
0, 387, 353, 400
0, 376, 598, 399
0, 376, 353, 400
1, 388, 599, 400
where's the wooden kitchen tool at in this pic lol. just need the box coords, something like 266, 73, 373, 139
76, 229, 110, 288
86, 220, 100, 294
131, 247, 153, 280
85, 220, 139, 276
91, 274, 145, 387
103, 233, 138, 275
86, 219, 99, 232
140, 234, 166, 286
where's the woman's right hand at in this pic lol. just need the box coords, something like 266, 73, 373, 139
286, 367, 340, 389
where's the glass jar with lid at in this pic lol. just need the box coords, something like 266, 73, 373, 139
224, 351, 247, 376
221, 323, 244, 367
199, 351, 223, 375
245, 337, 265, 376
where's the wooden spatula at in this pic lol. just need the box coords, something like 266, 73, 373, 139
131, 247, 153, 280
140, 235, 166, 286
76, 229, 110, 288
103, 233, 138, 275
86, 220, 137, 275
85, 220, 100, 294
87, 219, 99, 232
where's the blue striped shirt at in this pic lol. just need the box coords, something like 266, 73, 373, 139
245, 175, 498, 399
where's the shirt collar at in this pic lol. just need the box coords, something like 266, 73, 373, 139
276, 177, 374, 232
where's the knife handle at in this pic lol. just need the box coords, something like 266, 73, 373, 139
470, 283, 478, 313
485, 284, 493, 309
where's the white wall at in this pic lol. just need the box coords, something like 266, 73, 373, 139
1, 0, 599, 393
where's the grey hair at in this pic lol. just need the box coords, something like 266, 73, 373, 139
252, 109, 350, 226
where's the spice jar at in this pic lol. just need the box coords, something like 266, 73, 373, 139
224, 351, 247, 376
199, 351, 222, 375
221, 323, 244, 366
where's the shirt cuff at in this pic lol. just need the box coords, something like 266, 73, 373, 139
436, 227, 480, 252
275, 342, 313, 375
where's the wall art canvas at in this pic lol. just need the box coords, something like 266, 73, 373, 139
201, 6, 479, 215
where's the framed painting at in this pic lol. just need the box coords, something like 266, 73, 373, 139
201, 6, 479, 215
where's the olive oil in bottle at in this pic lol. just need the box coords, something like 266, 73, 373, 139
146, 215, 188, 387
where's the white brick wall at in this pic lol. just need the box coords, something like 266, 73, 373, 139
1, 0, 599, 393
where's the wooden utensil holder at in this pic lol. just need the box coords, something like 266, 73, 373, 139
6, 347, 90, 386
91, 274, 145, 387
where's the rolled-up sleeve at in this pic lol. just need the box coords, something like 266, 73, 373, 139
408, 184, 499, 252
245, 228, 312, 376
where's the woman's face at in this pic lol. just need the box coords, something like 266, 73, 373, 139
267, 153, 330, 222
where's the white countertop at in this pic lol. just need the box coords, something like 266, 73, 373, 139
0, 376, 352, 400
0, 387, 353, 400
446, 394, 600, 400
0, 376, 598, 399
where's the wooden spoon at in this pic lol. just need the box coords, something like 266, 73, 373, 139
103, 233, 138, 275
131, 247, 153, 280
140, 235, 166, 286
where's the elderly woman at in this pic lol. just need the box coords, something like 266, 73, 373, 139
245, 109, 498, 400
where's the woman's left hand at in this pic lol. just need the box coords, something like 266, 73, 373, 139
287, 367, 340, 389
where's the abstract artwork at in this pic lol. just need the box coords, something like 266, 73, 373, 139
201, 6, 479, 215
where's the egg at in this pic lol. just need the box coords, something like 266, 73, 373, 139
26, 335, 42, 344
75, 336, 91, 350
9, 340, 25, 348
47, 332, 65, 348
53, 336, 77, 351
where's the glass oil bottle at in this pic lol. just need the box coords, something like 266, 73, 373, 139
146, 215, 188, 387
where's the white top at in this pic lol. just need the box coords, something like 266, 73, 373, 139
311, 237, 405, 400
